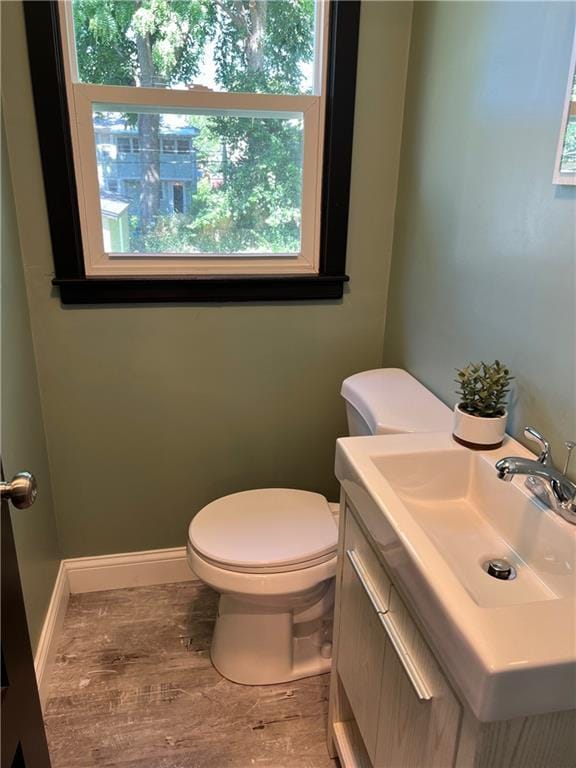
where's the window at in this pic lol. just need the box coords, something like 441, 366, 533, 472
554, 28, 576, 185
24, 1, 360, 303
162, 138, 176, 155
116, 137, 131, 154
115, 136, 140, 154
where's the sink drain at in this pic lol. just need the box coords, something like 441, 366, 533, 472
482, 558, 517, 580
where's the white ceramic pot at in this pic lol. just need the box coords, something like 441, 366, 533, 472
452, 404, 508, 449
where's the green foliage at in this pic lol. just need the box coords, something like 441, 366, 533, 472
207, 115, 303, 252
73, 0, 211, 86
140, 212, 198, 252
212, 0, 314, 95
73, 0, 135, 85
455, 360, 513, 418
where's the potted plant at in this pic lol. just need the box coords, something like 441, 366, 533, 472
453, 360, 513, 449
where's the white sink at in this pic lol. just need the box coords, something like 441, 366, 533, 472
335, 432, 576, 721
373, 448, 574, 608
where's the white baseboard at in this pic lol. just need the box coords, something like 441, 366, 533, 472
34, 561, 70, 710
65, 546, 197, 594
34, 546, 198, 709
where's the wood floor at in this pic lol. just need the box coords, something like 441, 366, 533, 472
44, 582, 336, 768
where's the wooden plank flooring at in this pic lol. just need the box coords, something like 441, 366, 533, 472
44, 582, 336, 768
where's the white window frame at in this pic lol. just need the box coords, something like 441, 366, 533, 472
58, 1, 330, 277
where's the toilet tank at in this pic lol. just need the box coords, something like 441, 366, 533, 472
341, 368, 452, 436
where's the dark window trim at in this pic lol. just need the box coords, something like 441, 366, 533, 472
23, 1, 360, 305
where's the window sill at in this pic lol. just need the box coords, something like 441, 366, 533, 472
53, 274, 349, 304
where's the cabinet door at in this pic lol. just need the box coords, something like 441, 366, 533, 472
337, 510, 391, 761
374, 587, 462, 768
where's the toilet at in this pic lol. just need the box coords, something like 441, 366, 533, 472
186, 368, 452, 685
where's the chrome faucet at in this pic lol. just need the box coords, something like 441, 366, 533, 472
495, 427, 576, 525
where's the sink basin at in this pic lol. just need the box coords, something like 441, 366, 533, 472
335, 432, 576, 721
372, 449, 574, 608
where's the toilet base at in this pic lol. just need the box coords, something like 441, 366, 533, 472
211, 591, 333, 685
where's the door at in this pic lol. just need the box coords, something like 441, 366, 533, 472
1, 469, 51, 767
172, 183, 184, 213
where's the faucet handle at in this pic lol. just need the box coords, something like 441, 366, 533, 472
563, 441, 576, 476
524, 426, 551, 465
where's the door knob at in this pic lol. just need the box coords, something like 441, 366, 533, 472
0, 472, 37, 509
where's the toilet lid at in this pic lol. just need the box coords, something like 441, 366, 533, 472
188, 489, 338, 571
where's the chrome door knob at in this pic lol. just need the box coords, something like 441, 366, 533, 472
0, 471, 37, 509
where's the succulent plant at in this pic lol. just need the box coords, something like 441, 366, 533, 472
455, 360, 513, 418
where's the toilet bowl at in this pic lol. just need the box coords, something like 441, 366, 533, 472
187, 488, 338, 685
187, 369, 452, 685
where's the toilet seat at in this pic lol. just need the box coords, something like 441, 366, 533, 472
188, 488, 338, 574
189, 546, 336, 574
187, 541, 337, 598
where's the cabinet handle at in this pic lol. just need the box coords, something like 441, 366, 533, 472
346, 549, 432, 701
378, 612, 433, 702
346, 549, 387, 614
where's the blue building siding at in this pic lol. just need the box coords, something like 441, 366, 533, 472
94, 118, 200, 216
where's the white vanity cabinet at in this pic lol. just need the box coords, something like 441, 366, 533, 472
373, 585, 461, 767
328, 499, 576, 768
330, 504, 462, 768
336, 512, 392, 759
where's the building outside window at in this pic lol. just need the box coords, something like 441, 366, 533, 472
93, 115, 199, 235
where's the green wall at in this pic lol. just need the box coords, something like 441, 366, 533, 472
1, 121, 62, 651
385, 2, 576, 463
3, 2, 413, 557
